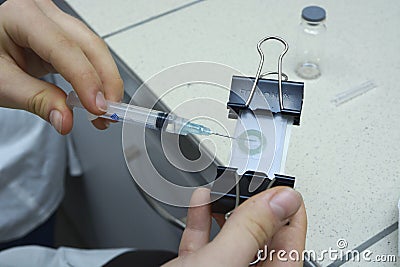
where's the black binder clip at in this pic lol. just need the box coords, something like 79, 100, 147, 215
211, 36, 304, 215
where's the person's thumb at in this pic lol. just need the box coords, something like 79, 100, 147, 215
0, 63, 73, 134
207, 187, 302, 266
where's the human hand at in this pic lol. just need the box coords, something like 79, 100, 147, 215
164, 187, 307, 267
0, 0, 123, 134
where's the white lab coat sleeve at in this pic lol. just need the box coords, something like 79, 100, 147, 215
0, 246, 133, 267
0, 108, 66, 242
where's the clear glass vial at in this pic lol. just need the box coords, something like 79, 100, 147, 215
295, 6, 327, 79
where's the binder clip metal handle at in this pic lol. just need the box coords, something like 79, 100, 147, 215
245, 36, 289, 109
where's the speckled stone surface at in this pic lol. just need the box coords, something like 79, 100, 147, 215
66, 0, 400, 265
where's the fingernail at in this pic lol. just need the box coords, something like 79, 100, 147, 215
104, 121, 110, 128
269, 188, 301, 221
96, 91, 107, 112
49, 110, 63, 134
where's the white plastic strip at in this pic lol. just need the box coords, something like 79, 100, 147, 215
331, 80, 377, 106
229, 110, 291, 178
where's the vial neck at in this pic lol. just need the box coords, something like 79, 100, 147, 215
302, 19, 325, 26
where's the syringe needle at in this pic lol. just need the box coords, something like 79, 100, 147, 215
211, 132, 255, 142
211, 132, 233, 139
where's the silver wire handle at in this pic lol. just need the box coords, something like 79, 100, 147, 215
245, 36, 289, 110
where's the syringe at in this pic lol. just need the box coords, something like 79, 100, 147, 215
66, 91, 232, 138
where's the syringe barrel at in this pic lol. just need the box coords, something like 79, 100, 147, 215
106, 101, 162, 130
66, 91, 209, 136
107, 102, 211, 135
109, 102, 192, 134
109, 102, 209, 136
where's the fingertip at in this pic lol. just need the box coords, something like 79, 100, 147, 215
91, 117, 110, 130
190, 188, 211, 208
48, 106, 73, 135
289, 200, 307, 230
69, 69, 106, 116
75, 87, 107, 116
49, 109, 63, 134
95, 91, 107, 112
264, 187, 302, 221
179, 188, 212, 257
211, 187, 303, 257
24, 81, 73, 135
60, 107, 73, 134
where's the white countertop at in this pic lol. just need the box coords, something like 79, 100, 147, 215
66, 0, 400, 265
